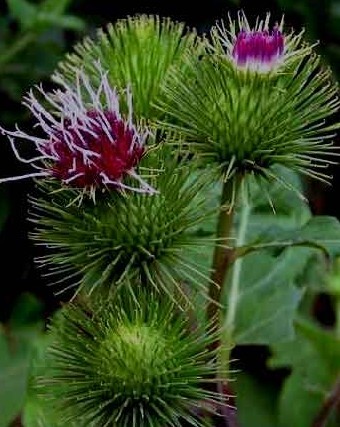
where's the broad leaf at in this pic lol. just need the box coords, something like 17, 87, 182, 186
269, 318, 340, 427
23, 330, 77, 427
0, 294, 44, 427
245, 216, 340, 256
0, 326, 42, 427
235, 167, 340, 256
6, 0, 37, 29
0, 331, 29, 427
40, 0, 72, 15
36, 13, 84, 31
6, 0, 84, 32
231, 247, 310, 345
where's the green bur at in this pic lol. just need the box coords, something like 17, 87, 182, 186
36, 291, 225, 426
30, 148, 216, 299
56, 14, 199, 121
157, 14, 340, 187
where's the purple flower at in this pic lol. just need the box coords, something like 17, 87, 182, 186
0, 62, 155, 197
216, 12, 286, 72
232, 26, 284, 70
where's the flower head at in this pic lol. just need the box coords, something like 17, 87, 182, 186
216, 12, 288, 73
0, 62, 155, 197
35, 290, 228, 426
31, 149, 216, 300
157, 12, 340, 190
232, 25, 284, 71
55, 15, 199, 121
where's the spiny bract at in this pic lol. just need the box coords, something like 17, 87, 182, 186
35, 290, 227, 426
30, 148, 216, 301
157, 12, 340, 188
56, 14, 200, 121
0, 62, 154, 198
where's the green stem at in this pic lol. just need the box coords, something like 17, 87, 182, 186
203, 177, 241, 425
205, 176, 243, 426
220, 192, 251, 368
224, 192, 250, 332
207, 178, 239, 336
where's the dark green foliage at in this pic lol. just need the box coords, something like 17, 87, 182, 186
269, 317, 340, 427
0, 294, 44, 427
0, 0, 85, 111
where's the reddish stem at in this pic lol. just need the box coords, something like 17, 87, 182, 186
312, 376, 340, 427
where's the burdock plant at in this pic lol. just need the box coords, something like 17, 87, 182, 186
158, 12, 339, 185
157, 10, 340, 362
1, 11, 340, 427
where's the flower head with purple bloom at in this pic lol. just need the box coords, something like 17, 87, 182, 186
159, 12, 340, 187
232, 24, 284, 71
0, 62, 155, 198
216, 12, 288, 72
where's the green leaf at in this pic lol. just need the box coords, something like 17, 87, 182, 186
0, 294, 44, 426
0, 326, 42, 426
35, 13, 85, 31
232, 248, 310, 345
6, 0, 37, 29
6, 0, 84, 32
246, 216, 340, 256
10, 293, 44, 327
234, 166, 315, 257
233, 371, 279, 427
269, 317, 340, 427
0, 332, 28, 427
279, 372, 332, 427
40, 0, 72, 15
245, 165, 311, 238
295, 317, 340, 374
23, 329, 77, 427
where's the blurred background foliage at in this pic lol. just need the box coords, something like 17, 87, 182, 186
0, 0, 340, 426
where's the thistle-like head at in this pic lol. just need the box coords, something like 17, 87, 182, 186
216, 12, 286, 73
34, 290, 228, 426
55, 15, 199, 121
31, 149, 216, 300
232, 25, 284, 71
158, 12, 340, 190
0, 62, 155, 198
